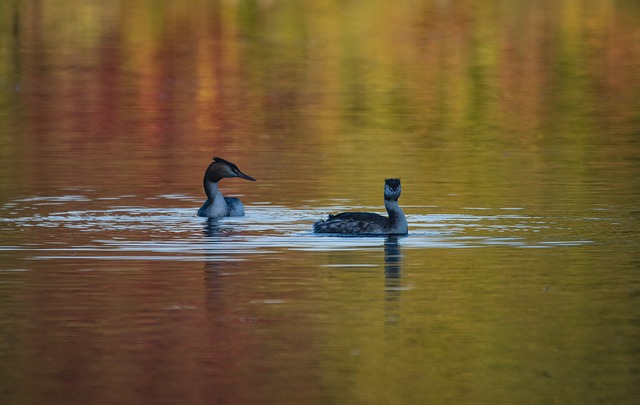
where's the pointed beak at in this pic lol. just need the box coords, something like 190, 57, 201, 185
237, 170, 256, 182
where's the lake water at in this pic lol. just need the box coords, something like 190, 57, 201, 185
1, 1, 639, 404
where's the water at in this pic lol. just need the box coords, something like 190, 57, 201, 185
1, 1, 640, 404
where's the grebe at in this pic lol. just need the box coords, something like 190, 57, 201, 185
197, 157, 256, 218
313, 178, 408, 235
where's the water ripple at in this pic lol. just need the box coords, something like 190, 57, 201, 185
0, 197, 600, 261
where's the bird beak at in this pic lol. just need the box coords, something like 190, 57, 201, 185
237, 170, 256, 182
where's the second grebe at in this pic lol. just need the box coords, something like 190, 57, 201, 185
197, 157, 256, 218
313, 178, 408, 235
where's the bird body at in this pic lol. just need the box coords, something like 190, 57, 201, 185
314, 178, 408, 235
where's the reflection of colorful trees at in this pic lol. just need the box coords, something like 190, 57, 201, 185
0, 0, 638, 201
0, 3, 639, 403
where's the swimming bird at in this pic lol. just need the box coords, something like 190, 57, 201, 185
313, 178, 408, 235
197, 157, 256, 218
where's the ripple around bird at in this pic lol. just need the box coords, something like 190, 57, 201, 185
0, 194, 598, 263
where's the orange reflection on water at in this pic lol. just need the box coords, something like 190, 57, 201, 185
0, 1, 639, 404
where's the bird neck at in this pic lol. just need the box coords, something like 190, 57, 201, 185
204, 180, 223, 202
385, 198, 407, 232
385, 198, 403, 217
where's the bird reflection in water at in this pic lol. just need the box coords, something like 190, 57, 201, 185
203, 218, 222, 237
202, 218, 232, 311
384, 235, 404, 325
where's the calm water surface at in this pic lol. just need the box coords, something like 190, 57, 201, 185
1, 1, 639, 404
